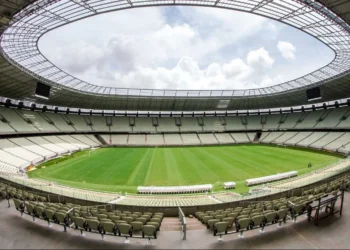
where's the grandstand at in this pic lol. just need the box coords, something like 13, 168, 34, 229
0, 0, 350, 248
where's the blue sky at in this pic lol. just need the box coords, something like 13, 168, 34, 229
39, 6, 334, 90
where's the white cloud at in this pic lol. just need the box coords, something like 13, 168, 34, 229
277, 41, 296, 60
112, 48, 276, 90
247, 48, 274, 68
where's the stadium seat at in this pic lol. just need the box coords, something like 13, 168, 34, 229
101, 221, 117, 236
207, 219, 220, 229
213, 221, 229, 236
86, 219, 101, 232
130, 221, 143, 231
117, 223, 133, 243
236, 218, 252, 237
142, 225, 157, 245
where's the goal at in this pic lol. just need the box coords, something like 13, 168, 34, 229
277, 144, 287, 149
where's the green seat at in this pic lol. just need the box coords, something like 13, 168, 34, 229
25, 203, 35, 215
135, 217, 147, 224
215, 214, 225, 221
73, 217, 86, 230
213, 222, 229, 236
223, 217, 234, 228
131, 221, 143, 231
265, 212, 277, 224
236, 218, 251, 232
147, 221, 160, 231
277, 209, 288, 222
142, 225, 157, 239
251, 215, 264, 228
54, 212, 68, 226
97, 214, 108, 220
101, 221, 117, 235
150, 218, 161, 224
236, 214, 248, 221
86, 219, 101, 232
202, 216, 213, 224
123, 211, 132, 216
123, 217, 134, 223
109, 215, 120, 221
133, 212, 142, 216
141, 215, 151, 221
227, 213, 238, 219
13, 199, 24, 212
115, 220, 127, 225
152, 214, 163, 221
117, 223, 133, 237
207, 219, 220, 230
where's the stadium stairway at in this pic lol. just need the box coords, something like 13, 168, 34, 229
95, 134, 108, 145
158, 217, 206, 231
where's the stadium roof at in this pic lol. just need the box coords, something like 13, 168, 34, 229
0, 0, 350, 111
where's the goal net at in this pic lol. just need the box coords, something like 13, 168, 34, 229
277, 144, 287, 149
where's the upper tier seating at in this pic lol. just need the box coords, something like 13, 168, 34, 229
279, 113, 303, 129
202, 117, 225, 132
66, 115, 92, 131
246, 116, 262, 130
1, 106, 350, 134
225, 117, 246, 131
180, 118, 201, 132
110, 117, 131, 132
294, 110, 324, 129
20, 110, 59, 132
263, 114, 282, 129
133, 118, 155, 133
43, 113, 74, 132
157, 118, 179, 132
315, 108, 348, 128
0, 108, 38, 132
89, 116, 110, 132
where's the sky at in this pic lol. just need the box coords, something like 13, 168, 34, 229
38, 6, 335, 91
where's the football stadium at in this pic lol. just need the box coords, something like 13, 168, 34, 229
0, 0, 350, 249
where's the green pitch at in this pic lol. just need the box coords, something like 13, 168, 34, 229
28, 145, 342, 194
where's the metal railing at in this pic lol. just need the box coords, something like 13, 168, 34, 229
178, 207, 187, 240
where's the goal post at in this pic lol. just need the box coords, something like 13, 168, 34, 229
277, 144, 287, 149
